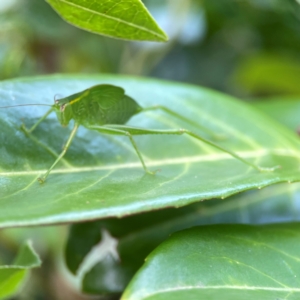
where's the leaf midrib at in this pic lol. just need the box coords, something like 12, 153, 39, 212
140, 285, 300, 298
1, 148, 298, 176
55, 0, 166, 39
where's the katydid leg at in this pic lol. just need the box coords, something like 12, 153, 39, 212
20, 106, 71, 167
38, 122, 79, 183
141, 105, 225, 139
87, 125, 155, 174
95, 125, 276, 172
21, 107, 54, 134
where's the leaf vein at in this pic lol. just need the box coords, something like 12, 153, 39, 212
53, 0, 165, 39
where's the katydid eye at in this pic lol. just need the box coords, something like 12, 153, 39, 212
60, 104, 66, 112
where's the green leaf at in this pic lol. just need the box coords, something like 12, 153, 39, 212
0, 241, 41, 299
122, 224, 300, 300
65, 221, 102, 274
67, 182, 300, 295
45, 0, 168, 42
1, 75, 300, 228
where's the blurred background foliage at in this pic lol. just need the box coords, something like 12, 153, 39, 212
1, 0, 300, 98
1, 0, 300, 299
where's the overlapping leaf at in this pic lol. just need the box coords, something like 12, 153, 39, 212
46, 0, 167, 41
66, 182, 300, 294
1, 75, 300, 228
122, 224, 300, 300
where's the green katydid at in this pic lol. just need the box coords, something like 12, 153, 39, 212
2, 84, 274, 183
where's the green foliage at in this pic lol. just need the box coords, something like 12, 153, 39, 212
1, 0, 300, 98
45, 0, 168, 41
1, 75, 300, 228
0, 242, 41, 299
1, 1, 300, 299
122, 224, 300, 300
233, 54, 300, 96
66, 182, 300, 295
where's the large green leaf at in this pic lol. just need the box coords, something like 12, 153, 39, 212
45, 0, 168, 42
122, 224, 300, 300
66, 182, 300, 294
1, 75, 300, 228
0, 241, 41, 299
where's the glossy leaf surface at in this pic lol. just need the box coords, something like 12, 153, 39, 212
1, 75, 300, 227
122, 224, 300, 300
46, 0, 168, 41
67, 182, 300, 294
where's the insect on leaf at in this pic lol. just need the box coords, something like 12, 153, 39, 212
1, 75, 300, 228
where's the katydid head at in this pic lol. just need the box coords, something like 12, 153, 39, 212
53, 98, 73, 127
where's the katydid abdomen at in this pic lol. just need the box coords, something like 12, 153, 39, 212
72, 94, 142, 126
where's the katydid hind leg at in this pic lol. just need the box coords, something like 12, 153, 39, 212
38, 123, 79, 183
99, 124, 277, 172
87, 125, 157, 175
141, 105, 226, 140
